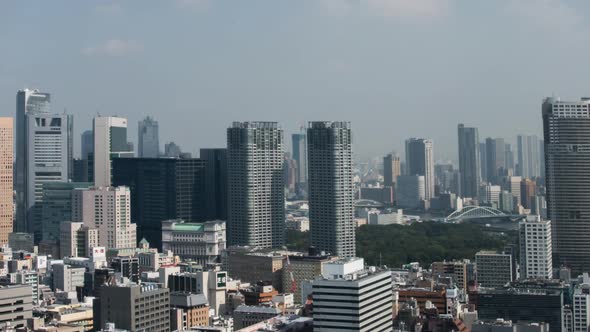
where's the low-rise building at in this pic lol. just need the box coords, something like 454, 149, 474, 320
0, 285, 34, 329
170, 292, 209, 330
222, 247, 284, 292
232, 305, 281, 330
161, 219, 226, 266
52, 264, 85, 293
475, 250, 514, 288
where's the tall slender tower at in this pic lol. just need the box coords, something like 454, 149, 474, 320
307, 121, 355, 258
93, 116, 133, 188
517, 134, 542, 178
291, 132, 307, 190
485, 137, 505, 183
0, 118, 13, 245
227, 122, 284, 248
383, 153, 401, 187
458, 124, 481, 199
543, 97, 590, 274
138, 116, 160, 158
405, 138, 434, 201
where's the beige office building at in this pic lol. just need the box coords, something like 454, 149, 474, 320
0, 118, 12, 245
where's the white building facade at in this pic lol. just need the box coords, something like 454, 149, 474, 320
519, 216, 552, 279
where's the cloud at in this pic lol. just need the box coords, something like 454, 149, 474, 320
365, 0, 452, 19
82, 39, 143, 57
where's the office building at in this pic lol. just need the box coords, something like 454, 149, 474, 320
283, 255, 337, 303
81, 130, 93, 160
283, 157, 297, 192
431, 260, 473, 290
72, 186, 136, 249
227, 122, 284, 248
505, 143, 514, 172
475, 250, 514, 288
170, 292, 209, 330
0, 118, 12, 245
233, 305, 281, 330
15, 93, 72, 242
222, 248, 284, 292
479, 183, 501, 208
52, 264, 85, 292
200, 148, 227, 221
395, 175, 425, 209
458, 124, 481, 198
0, 271, 40, 304
93, 116, 133, 188
573, 283, 590, 332
520, 178, 536, 211
167, 271, 227, 316
405, 138, 434, 200
8, 232, 34, 252
307, 121, 355, 258
80, 129, 94, 183
383, 153, 401, 187
60, 222, 98, 258
479, 142, 487, 187
542, 97, 590, 273
95, 283, 170, 332
499, 190, 514, 213
112, 157, 208, 248
111, 257, 140, 283
485, 137, 506, 183
519, 217, 552, 279
161, 220, 226, 265
0, 285, 33, 329
311, 258, 393, 331
517, 134, 542, 178
41, 182, 92, 244
359, 186, 393, 205
164, 142, 182, 158
138, 116, 159, 158
478, 288, 563, 330
292, 132, 307, 189
506, 176, 522, 206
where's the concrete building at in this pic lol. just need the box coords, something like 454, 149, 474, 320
507, 176, 522, 206
223, 248, 284, 292
0, 271, 40, 304
164, 142, 182, 158
383, 153, 401, 187
499, 190, 514, 213
573, 283, 590, 332
395, 175, 425, 209
93, 116, 133, 188
405, 138, 434, 200
282, 255, 336, 304
359, 186, 393, 205
292, 132, 307, 190
458, 124, 481, 199
233, 305, 281, 330
138, 116, 159, 158
227, 122, 284, 249
41, 182, 93, 245
161, 219, 226, 265
95, 283, 170, 332
431, 260, 473, 290
480, 183, 501, 208
52, 264, 85, 292
311, 258, 393, 331
170, 292, 209, 330
475, 250, 514, 288
60, 222, 98, 258
72, 186, 136, 250
542, 97, 590, 274
485, 137, 506, 184
520, 178, 536, 211
167, 271, 227, 316
307, 121, 355, 258
0, 118, 12, 245
517, 134, 542, 179
519, 217, 552, 279
0, 285, 33, 329
472, 320, 549, 332
111, 257, 140, 283
8, 232, 34, 252
112, 157, 209, 248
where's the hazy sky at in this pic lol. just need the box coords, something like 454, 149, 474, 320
1, 0, 589, 161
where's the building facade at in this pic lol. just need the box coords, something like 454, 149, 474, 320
405, 138, 434, 200
227, 122, 284, 248
60, 222, 99, 258
383, 153, 401, 187
475, 250, 514, 288
292, 132, 307, 189
161, 220, 226, 265
517, 134, 542, 179
395, 175, 426, 209
542, 97, 590, 273
0, 285, 33, 329
307, 121, 355, 258
0, 118, 12, 245
200, 148, 227, 221
93, 116, 133, 188
458, 124, 481, 199
519, 217, 552, 279
138, 116, 159, 158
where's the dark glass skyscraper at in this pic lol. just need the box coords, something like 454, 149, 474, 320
307, 121, 355, 258
200, 148, 227, 221
292, 132, 307, 190
458, 124, 481, 199
543, 97, 590, 274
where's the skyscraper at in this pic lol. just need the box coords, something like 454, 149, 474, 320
200, 148, 227, 221
458, 124, 481, 199
485, 137, 505, 183
517, 134, 542, 179
307, 121, 355, 258
81, 130, 93, 160
405, 138, 434, 200
227, 122, 284, 248
519, 216, 552, 279
93, 116, 133, 188
543, 97, 590, 273
291, 132, 307, 190
383, 153, 401, 187
138, 116, 160, 158
0, 118, 13, 245
72, 186, 137, 249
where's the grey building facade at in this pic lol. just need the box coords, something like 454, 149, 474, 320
292, 133, 307, 189
138, 116, 160, 158
543, 97, 590, 274
0, 285, 33, 329
227, 122, 284, 248
405, 138, 434, 200
307, 121, 355, 258
458, 124, 481, 199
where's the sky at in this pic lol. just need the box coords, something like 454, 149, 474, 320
1, 0, 590, 161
